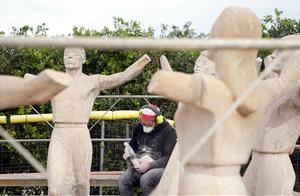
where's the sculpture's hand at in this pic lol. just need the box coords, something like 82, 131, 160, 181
148, 70, 171, 96
24, 73, 36, 80
256, 57, 262, 73
130, 54, 151, 70
160, 55, 173, 71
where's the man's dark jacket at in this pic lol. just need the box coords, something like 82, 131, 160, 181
129, 120, 177, 170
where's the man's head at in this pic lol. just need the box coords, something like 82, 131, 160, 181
139, 104, 163, 133
64, 47, 86, 70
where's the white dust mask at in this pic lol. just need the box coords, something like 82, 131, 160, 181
143, 126, 154, 133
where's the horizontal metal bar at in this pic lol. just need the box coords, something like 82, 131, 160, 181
2, 138, 299, 150
9, 110, 141, 124
0, 138, 130, 143
1, 37, 300, 50
0, 171, 123, 187
97, 95, 165, 99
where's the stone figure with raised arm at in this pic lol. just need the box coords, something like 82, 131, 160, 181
243, 35, 300, 196
148, 6, 300, 195
28, 47, 151, 195
151, 51, 215, 195
0, 69, 70, 110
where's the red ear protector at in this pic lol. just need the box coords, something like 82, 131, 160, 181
139, 104, 164, 124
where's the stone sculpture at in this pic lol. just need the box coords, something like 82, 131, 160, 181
148, 6, 300, 195
28, 47, 150, 195
243, 35, 300, 196
151, 51, 215, 195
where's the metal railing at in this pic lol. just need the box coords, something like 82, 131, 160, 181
1, 37, 300, 50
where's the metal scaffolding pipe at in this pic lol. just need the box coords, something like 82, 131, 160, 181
0, 138, 131, 143
90, 110, 139, 120
8, 110, 174, 125
9, 110, 139, 123
10, 113, 53, 124
1, 37, 300, 50
97, 95, 165, 99
0, 116, 6, 124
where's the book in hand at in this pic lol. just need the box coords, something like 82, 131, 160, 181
123, 142, 154, 167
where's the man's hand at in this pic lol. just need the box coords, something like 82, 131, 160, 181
134, 162, 150, 173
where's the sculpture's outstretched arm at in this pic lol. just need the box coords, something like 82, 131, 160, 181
96, 54, 151, 91
148, 70, 233, 114
0, 69, 70, 110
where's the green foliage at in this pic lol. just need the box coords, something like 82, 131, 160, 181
262, 9, 300, 38
160, 21, 206, 38
73, 17, 154, 38
11, 23, 48, 37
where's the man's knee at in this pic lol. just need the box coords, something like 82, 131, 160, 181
140, 175, 153, 190
119, 167, 138, 187
140, 174, 153, 189
118, 171, 132, 188
118, 170, 137, 196
140, 169, 163, 189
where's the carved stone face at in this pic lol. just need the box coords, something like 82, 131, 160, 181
264, 49, 282, 74
64, 47, 86, 70
264, 35, 300, 76
194, 51, 215, 75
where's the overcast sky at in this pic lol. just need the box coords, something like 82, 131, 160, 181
0, 0, 299, 36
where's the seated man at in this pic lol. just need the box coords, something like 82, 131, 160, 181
118, 104, 177, 196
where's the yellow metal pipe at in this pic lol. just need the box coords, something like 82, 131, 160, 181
90, 111, 140, 120
9, 111, 175, 126
10, 114, 53, 124
0, 116, 6, 124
